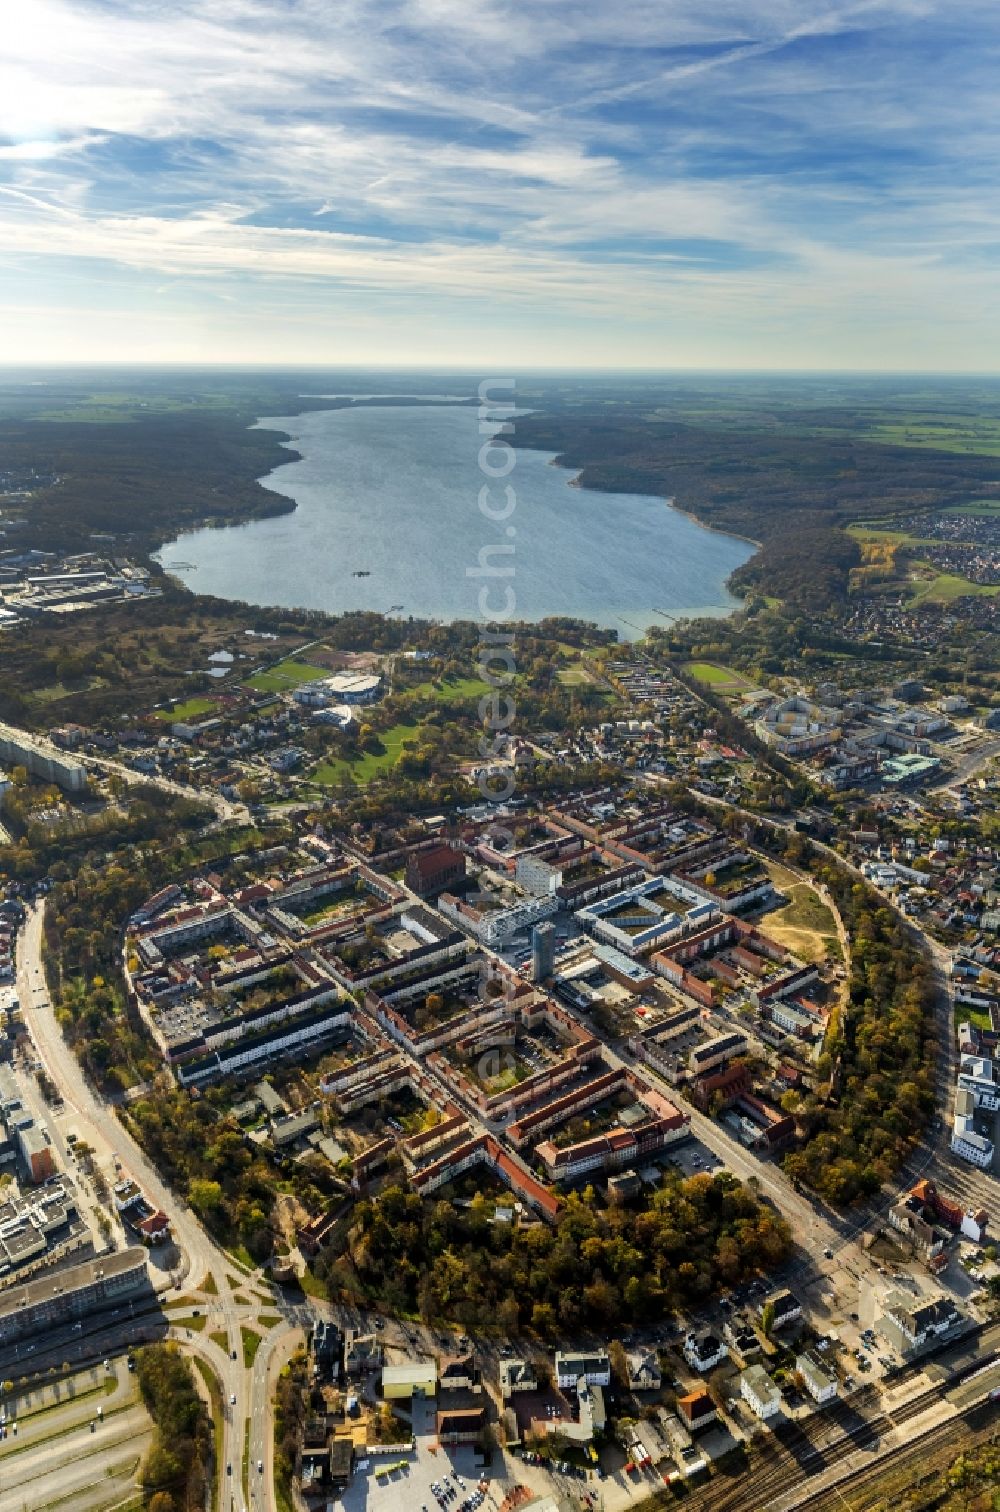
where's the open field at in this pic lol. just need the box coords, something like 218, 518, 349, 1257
908, 571, 1000, 605
943, 498, 1000, 515
405, 675, 492, 705
154, 696, 219, 722
847, 523, 1000, 604
556, 666, 591, 685
764, 862, 842, 963
848, 524, 937, 548
32, 391, 244, 424
312, 720, 418, 787
860, 414, 1000, 455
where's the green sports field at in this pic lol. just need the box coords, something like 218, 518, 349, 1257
686, 661, 745, 687
248, 658, 328, 692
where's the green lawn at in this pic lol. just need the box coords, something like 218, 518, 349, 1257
241, 1326, 263, 1368
312, 720, 419, 787
155, 696, 218, 722
406, 675, 492, 705
248, 658, 329, 693
862, 416, 1000, 455
908, 572, 1000, 605
686, 661, 745, 687
956, 1004, 993, 1034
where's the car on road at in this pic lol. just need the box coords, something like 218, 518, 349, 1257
257, 1460, 263, 1473
230, 1393, 237, 1405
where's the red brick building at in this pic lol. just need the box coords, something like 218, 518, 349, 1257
405, 843, 467, 898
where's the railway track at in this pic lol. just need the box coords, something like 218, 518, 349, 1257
681, 1370, 1000, 1512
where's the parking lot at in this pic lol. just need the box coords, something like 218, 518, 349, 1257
666, 1137, 723, 1178
331, 1396, 503, 1512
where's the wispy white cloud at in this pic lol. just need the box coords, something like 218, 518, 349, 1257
0, 0, 997, 365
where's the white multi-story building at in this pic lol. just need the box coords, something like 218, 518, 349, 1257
740, 1365, 782, 1420
683, 1332, 728, 1373
879, 1291, 963, 1355
796, 1352, 838, 1406
554, 1350, 611, 1389
958, 1058, 1000, 1111
952, 1116, 994, 1168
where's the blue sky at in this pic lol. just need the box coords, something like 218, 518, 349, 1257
1, 0, 998, 368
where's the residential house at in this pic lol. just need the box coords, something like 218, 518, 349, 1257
344, 1331, 382, 1375
626, 1348, 662, 1393
499, 1358, 537, 1398
683, 1331, 728, 1373
796, 1352, 838, 1406
677, 1390, 717, 1432
760, 1288, 802, 1331
438, 1351, 479, 1394
878, 1292, 964, 1356
740, 1364, 782, 1420
555, 1349, 610, 1389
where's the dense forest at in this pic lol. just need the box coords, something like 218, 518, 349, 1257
125, 1088, 287, 1261
712, 810, 939, 1205
510, 405, 1000, 608
313, 1172, 791, 1333
783, 863, 938, 1204
133, 1343, 213, 1512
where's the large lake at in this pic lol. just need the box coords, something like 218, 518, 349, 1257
156, 403, 753, 639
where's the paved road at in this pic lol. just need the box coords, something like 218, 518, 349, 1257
15, 901, 297, 1512
78, 749, 250, 826
0, 1401, 151, 1512
929, 735, 1000, 792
